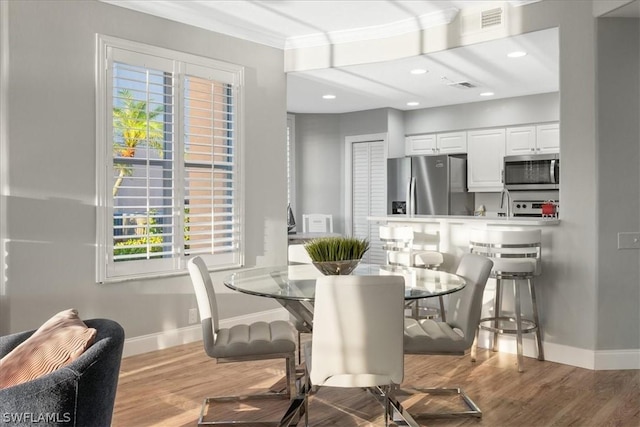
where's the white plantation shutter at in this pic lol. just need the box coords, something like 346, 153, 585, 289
352, 141, 386, 265
183, 74, 239, 263
97, 37, 243, 282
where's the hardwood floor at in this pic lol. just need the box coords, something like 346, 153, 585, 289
113, 341, 639, 427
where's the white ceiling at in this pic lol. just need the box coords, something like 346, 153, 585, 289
103, 0, 560, 113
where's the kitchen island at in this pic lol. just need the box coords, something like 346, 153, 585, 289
369, 214, 561, 364
369, 214, 560, 226
368, 215, 559, 269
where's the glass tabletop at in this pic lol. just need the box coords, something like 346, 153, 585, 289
223, 263, 466, 302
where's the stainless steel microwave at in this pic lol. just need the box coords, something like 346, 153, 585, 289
504, 153, 559, 190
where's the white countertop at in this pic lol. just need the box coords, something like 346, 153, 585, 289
368, 214, 560, 226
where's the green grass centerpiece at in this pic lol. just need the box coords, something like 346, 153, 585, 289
304, 237, 369, 275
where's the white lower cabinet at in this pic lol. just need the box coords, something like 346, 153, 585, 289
467, 128, 506, 192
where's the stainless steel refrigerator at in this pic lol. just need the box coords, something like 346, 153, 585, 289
387, 154, 474, 216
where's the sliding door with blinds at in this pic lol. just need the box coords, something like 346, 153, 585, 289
97, 36, 243, 282
352, 141, 386, 265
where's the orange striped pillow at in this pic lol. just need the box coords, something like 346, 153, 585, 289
0, 309, 97, 389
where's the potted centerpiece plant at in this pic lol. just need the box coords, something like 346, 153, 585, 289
304, 236, 369, 275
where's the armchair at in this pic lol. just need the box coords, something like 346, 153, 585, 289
0, 318, 124, 427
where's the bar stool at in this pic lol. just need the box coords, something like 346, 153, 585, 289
470, 228, 544, 372
379, 225, 446, 320
379, 225, 414, 266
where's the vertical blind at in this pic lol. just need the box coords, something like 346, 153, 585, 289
98, 38, 243, 282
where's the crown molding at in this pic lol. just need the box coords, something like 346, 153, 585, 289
285, 8, 460, 50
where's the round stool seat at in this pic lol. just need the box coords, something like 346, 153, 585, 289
415, 251, 444, 268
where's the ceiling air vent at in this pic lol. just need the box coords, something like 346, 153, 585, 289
481, 7, 503, 28
442, 76, 477, 89
460, 4, 507, 39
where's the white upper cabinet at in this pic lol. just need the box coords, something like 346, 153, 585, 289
405, 131, 467, 155
536, 123, 560, 153
405, 134, 436, 154
437, 131, 467, 154
506, 122, 559, 155
506, 125, 536, 155
467, 128, 506, 192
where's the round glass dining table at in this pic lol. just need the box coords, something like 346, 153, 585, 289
223, 263, 466, 329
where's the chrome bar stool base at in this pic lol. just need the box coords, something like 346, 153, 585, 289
478, 275, 545, 373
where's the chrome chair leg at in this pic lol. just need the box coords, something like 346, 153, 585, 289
492, 279, 502, 352
438, 295, 446, 322
470, 328, 479, 362
529, 278, 545, 361
392, 387, 482, 420
514, 278, 525, 373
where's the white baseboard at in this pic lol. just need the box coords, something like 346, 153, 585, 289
122, 312, 639, 370
122, 308, 290, 358
477, 330, 640, 370
595, 349, 640, 370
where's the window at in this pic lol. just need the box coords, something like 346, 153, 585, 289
96, 36, 243, 282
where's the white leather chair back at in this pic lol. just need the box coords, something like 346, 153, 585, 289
445, 254, 494, 347
288, 244, 313, 264
187, 256, 220, 338
302, 214, 333, 233
310, 275, 405, 388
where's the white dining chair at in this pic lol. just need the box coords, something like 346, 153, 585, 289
287, 244, 314, 364
187, 256, 298, 426
301, 214, 333, 233
397, 254, 493, 421
304, 275, 405, 426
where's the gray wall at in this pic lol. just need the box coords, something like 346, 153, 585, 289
596, 17, 640, 350
294, 114, 342, 232
404, 92, 559, 134
0, 0, 287, 336
294, 108, 389, 234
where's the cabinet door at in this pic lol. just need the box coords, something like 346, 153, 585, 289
437, 131, 467, 154
506, 126, 536, 155
405, 134, 437, 155
536, 123, 560, 153
467, 129, 506, 192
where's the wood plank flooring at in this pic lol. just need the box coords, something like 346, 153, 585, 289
113, 341, 639, 427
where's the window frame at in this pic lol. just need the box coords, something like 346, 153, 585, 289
95, 35, 244, 283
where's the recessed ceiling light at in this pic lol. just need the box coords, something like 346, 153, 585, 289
406, 101, 420, 107
322, 94, 336, 100
480, 92, 494, 97
410, 69, 428, 75
507, 51, 527, 58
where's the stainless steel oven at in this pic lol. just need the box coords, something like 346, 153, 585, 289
504, 153, 559, 190
510, 190, 559, 218
512, 199, 559, 218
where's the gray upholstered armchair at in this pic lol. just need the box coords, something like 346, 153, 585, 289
0, 318, 125, 427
